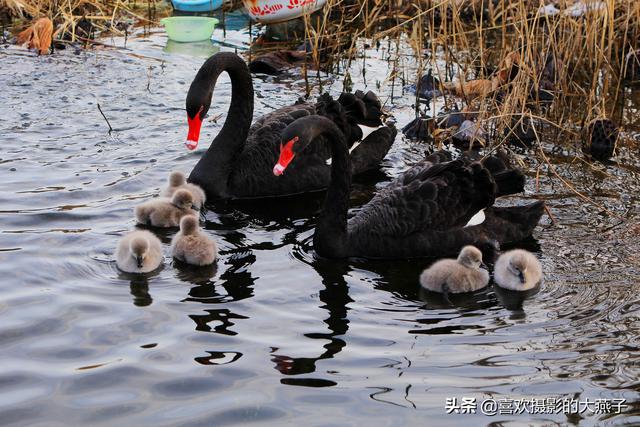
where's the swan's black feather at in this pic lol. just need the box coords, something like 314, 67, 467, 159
343, 156, 539, 259
350, 126, 397, 175
349, 160, 495, 239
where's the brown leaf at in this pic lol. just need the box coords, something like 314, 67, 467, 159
17, 17, 53, 55
443, 78, 498, 98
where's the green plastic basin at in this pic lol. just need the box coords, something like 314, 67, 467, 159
160, 17, 219, 43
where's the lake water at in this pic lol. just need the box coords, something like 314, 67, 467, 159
1, 24, 639, 426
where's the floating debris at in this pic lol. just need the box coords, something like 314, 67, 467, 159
452, 119, 487, 149
402, 116, 433, 140
249, 49, 307, 75
564, 1, 607, 18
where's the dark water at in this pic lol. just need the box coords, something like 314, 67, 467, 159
1, 27, 640, 426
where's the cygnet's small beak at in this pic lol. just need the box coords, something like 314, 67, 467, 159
136, 256, 144, 268
480, 262, 488, 269
518, 271, 525, 283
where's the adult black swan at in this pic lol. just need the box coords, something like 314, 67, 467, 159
273, 115, 545, 259
185, 52, 396, 200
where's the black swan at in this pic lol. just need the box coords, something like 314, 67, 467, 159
185, 52, 396, 200
273, 115, 545, 259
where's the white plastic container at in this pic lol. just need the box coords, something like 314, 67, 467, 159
242, 0, 327, 24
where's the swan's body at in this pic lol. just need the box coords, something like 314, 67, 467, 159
115, 230, 162, 273
494, 249, 543, 290
171, 215, 218, 266
420, 246, 490, 293
185, 52, 396, 200
273, 115, 545, 259
135, 189, 198, 228
161, 171, 206, 210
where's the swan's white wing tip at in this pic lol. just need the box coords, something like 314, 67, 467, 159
465, 209, 486, 227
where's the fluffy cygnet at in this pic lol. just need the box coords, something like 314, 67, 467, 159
135, 189, 198, 228
161, 171, 206, 210
115, 230, 162, 273
171, 215, 218, 266
494, 249, 543, 291
420, 245, 490, 294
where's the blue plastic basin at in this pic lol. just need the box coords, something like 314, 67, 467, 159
171, 0, 223, 13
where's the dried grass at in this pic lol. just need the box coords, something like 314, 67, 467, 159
2, 0, 167, 41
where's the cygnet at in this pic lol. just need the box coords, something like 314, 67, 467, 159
494, 249, 543, 291
420, 245, 490, 294
135, 189, 198, 228
115, 230, 162, 273
171, 215, 218, 266
161, 171, 206, 210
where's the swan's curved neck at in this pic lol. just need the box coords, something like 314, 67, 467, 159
313, 121, 352, 258
188, 53, 254, 198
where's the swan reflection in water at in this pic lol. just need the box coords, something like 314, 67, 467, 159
270, 258, 352, 387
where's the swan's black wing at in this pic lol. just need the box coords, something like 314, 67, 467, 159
349, 159, 496, 238
478, 201, 545, 243
247, 102, 316, 141
350, 126, 397, 175
467, 152, 525, 197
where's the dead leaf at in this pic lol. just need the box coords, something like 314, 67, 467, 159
17, 17, 53, 55
443, 78, 498, 98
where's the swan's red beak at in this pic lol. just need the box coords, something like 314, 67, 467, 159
186, 113, 202, 151
273, 137, 297, 176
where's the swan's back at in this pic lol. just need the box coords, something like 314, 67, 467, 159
349, 160, 495, 240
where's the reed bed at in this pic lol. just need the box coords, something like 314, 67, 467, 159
293, 0, 640, 219
302, 0, 639, 145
